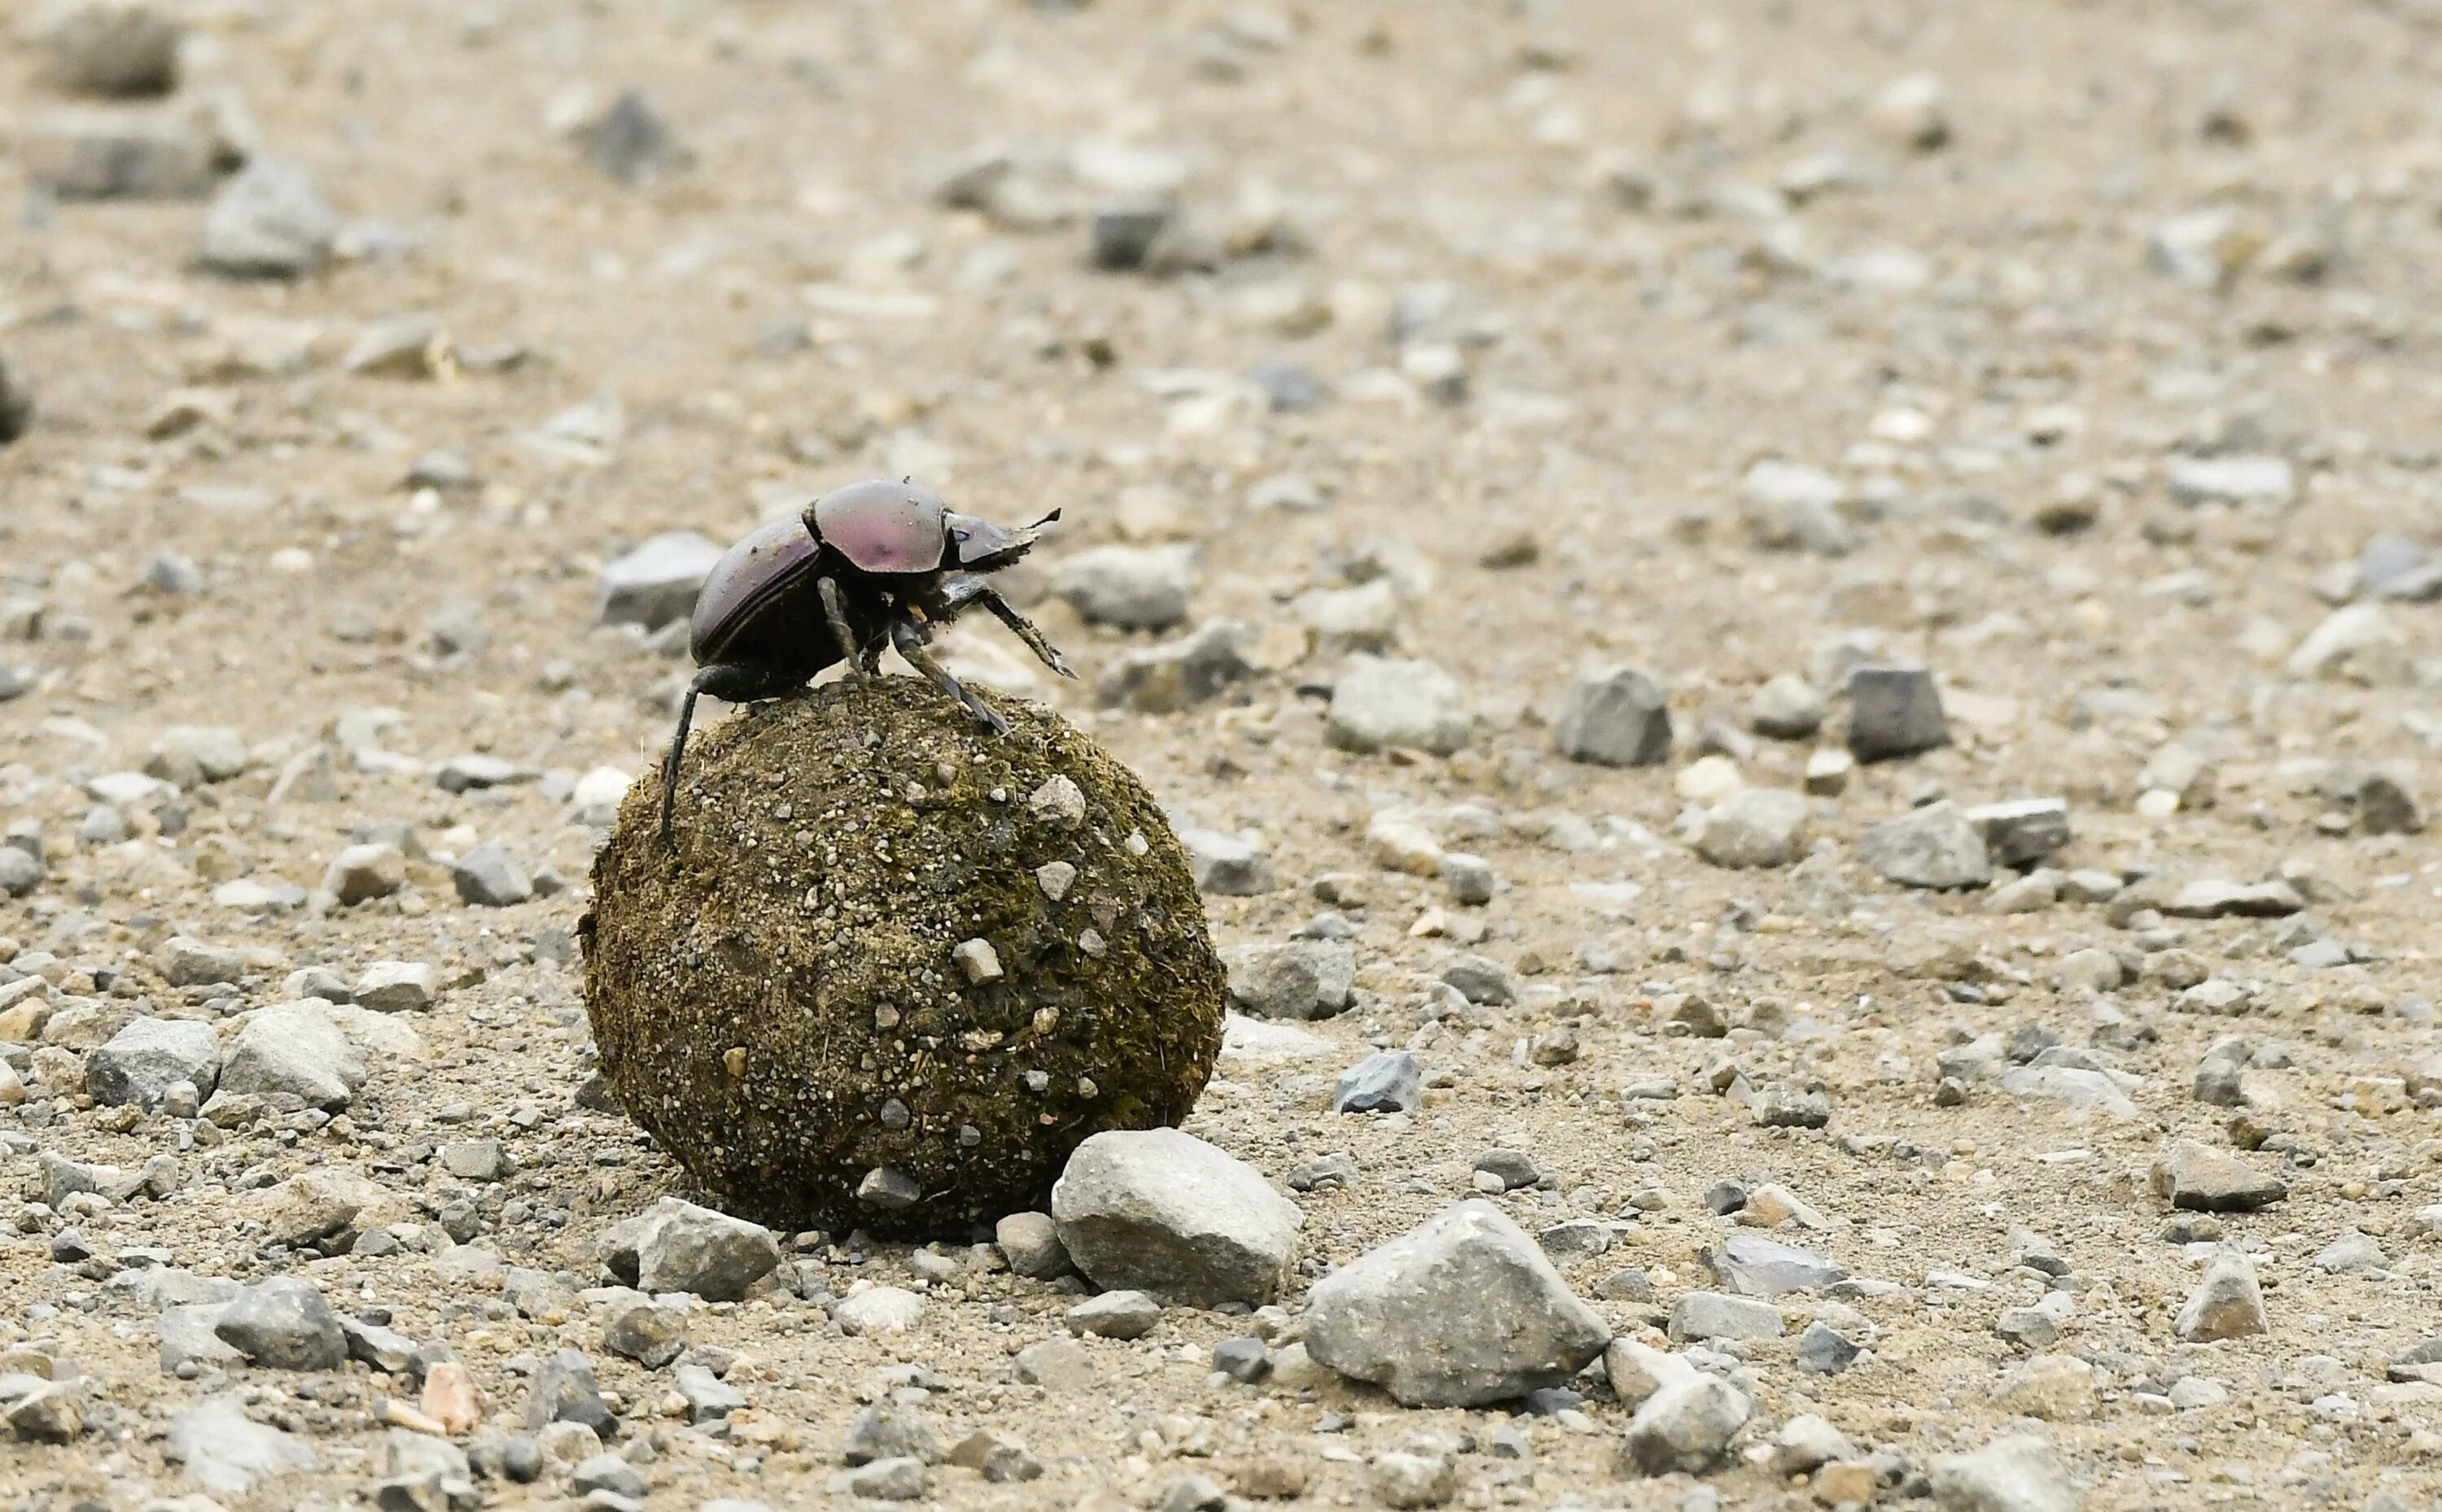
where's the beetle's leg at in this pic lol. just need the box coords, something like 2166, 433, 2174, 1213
971, 583, 1077, 680
931, 575, 1074, 680
660, 662, 812, 849
816, 575, 869, 684
891, 617, 1011, 736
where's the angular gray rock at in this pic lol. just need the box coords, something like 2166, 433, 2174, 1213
994, 1212, 1072, 1279
1620, 1374, 1751, 1475
1328, 655, 1470, 755
219, 1001, 365, 1108
322, 843, 406, 904
1179, 826, 1278, 896
1749, 673, 1825, 739
2164, 880, 2304, 919
1333, 1051, 1423, 1114
1696, 787, 1810, 868
1066, 1290, 1161, 1339
1965, 798, 2072, 867
525, 1348, 617, 1436
1705, 1234, 1845, 1299
1054, 545, 1195, 630
605, 1197, 781, 1300
595, 531, 724, 630
578, 90, 689, 185
355, 961, 437, 1012
602, 1296, 687, 1369
1442, 954, 1518, 1006
1846, 662, 1948, 761
1668, 1291, 1785, 1342
86, 1016, 217, 1108
199, 160, 339, 278
1223, 940, 1354, 1020
1928, 1433, 2075, 1512
1859, 802, 1992, 889
2151, 1141, 2287, 1212
156, 933, 245, 986
1050, 1128, 1302, 1307
451, 841, 534, 907
42, 0, 184, 96
1098, 621, 1257, 713
213, 1278, 346, 1370
169, 1398, 317, 1494
1301, 1200, 1609, 1407
1553, 665, 1672, 767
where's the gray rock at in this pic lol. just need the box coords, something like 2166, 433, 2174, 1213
2314, 1232, 2385, 1275
1223, 940, 1354, 1020
168, 1398, 316, 1493
1668, 1291, 1784, 1343
525, 1348, 617, 1436
1179, 826, 1278, 896
2168, 454, 2294, 509
160, 1303, 244, 1373
1696, 788, 1810, 868
572, 1452, 649, 1498
1372, 1452, 1457, 1509
1054, 545, 1195, 630
2164, 879, 2304, 918
1706, 1234, 1845, 1299
1621, 1374, 1751, 1475
322, 843, 405, 904
1442, 953, 1517, 1006
1741, 460, 1855, 554
1333, 1051, 1424, 1114
199, 160, 338, 278
595, 531, 724, 630
1440, 852, 1496, 905
1536, 1219, 1617, 1268
156, 933, 245, 986
606, 1197, 781, 1300
845, 1402, 942, 1465
1553, 666, 1672, 767
0, 847, 41, 897
993, 1212, 1071, 1279
340, 1317, 417, 1373
674, 1363, 744, 1423
1845, 663, 1948, 761
602, 1297, 687, 1369
220, 1001, 365, 1108
1860, 802, 1992, 889
1965, 798, 2072, 867
2151, 1141, 2287, 1212
1302, 1200, 1609, 1408
2193, 1039, 2248, 1108
355, 961, 436, 1012
1050, 1128, 1303, 1307
1066, 1290, 1161, 1339
23, 106, 212, 198
1999, 1066, 2139, 1120
214, 1278, 346, 1370
42, 0, 184, 96
832, 1457, 927, 1501
451, 842, 533, 907
577, 90, 689, 185
1329, 655, 1470, 755
856, 1165, 922, 1209
440, 1139, 507, 1182
0, 356, 28, 446
1795, 1321, 1862, 1375
1098, 621, 1257, 713
86, 1016, 217, 1108
1928, 1433, 2074, 1512
1749, 674, 1825, 739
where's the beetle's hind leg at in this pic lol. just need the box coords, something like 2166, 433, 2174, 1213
934, 575, 1077, 680
890, 617, 1011, 736
659, 662, 814, 850
816, 576, 876, 684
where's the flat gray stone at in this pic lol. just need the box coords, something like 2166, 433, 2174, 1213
1705, 1234, 1845, 1299
199, 160, 337, 277
1098, 621, 1257, 713
1328, 655, 1469, 756
1860, 802, 1992, 889
1333, 1051, 1423, 1115
1696, 787, 1810, 868
86, 1016, 217, 1108
169, 1398, 316, 1493
1667, 1291, 1785, 1343
1178, 824, 1278, 896
1223, 940, 1353, 1020
1054, 545, 1195, 631
1928, 1435, 2073, 1512
1964, 798, 2072, 867
1302, 1200, 1609, 1408
1050, 1129, 1302, 1308
603, 1198, 780, 1300
2151, 1141, 2287, 1212
1621, 1374, 1751, 1475
595, 531, 724, 630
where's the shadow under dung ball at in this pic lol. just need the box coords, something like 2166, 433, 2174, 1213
583, 675, 1225, 1239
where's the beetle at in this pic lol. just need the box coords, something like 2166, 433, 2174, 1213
658, 478, 1074, 846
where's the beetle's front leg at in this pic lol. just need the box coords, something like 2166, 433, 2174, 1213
891, 617, 1011, 736
934, 575, 1077, 680
816, 576, 870, 684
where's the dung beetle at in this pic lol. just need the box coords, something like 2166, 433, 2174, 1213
659, 478, 1075, 846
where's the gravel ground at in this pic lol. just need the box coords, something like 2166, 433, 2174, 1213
5, 2, 2442, 1510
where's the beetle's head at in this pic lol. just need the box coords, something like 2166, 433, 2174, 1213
945, 508, 1059, 572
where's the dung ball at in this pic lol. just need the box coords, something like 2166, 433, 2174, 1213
583, 675, 1224, 1239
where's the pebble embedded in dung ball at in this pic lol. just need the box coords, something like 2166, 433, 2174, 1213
583, 675, 1226, 1239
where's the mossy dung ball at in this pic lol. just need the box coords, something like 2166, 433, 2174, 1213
582, 675, 1225, 1239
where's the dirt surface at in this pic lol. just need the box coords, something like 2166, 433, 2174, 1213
4, 0, 2442, 1508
